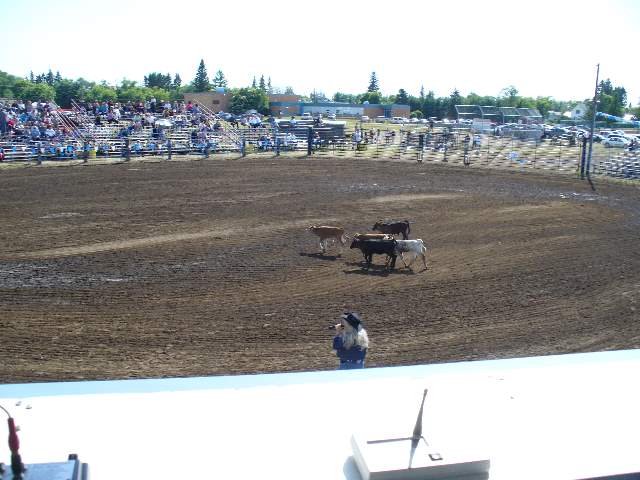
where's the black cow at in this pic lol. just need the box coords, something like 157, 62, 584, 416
372, 220, 411, 240
350, 238, 398, 270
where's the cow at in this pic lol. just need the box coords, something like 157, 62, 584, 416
352, 233, 394, 241
350, 238, 398, 270
394, 239, 428, 270
308, 225, 348, 254
372, 220, 411, 240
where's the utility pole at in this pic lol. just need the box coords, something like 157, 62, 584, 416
584, 63, 600, 178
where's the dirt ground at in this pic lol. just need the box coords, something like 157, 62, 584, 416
1, 155, 639, 383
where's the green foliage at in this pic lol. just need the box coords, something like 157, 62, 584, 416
359, 91, 382, 104
192, 59, 210, 92
11, 80, 55, 101
228, 87, 269, 114
85, 84, 118, 103
54, 79, 86, 107
333, 92, 358, 103
498, 85, 519, 107
144, 72, 172, 90
395, 88, 409, 105
410, 110, 423, 119
367, 72, 379, 92
212, 70, 227, 88
258, 75, 266, 92
448, 88, 462, 118
284, 86, 294, 95
173, 73, 182, 89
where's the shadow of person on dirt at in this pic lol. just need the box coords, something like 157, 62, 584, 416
299, 252, 341, 261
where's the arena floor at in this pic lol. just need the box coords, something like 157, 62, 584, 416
1, 155, 639, 383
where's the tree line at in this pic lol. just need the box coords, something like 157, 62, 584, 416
0, 63, 635, 120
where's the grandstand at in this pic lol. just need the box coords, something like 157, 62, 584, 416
455, 105, 543, 124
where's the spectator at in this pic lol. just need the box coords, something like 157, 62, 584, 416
332, 312, 369, 370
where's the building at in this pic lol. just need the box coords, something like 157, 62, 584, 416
570, 102, 587, 119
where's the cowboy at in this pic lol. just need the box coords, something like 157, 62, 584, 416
332, 312, 369, 370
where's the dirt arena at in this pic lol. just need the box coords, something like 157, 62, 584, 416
1, 155, 639, 383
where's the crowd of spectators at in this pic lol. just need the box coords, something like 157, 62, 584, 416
0, 99, 72, 142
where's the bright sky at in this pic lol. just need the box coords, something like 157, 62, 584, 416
1, 0, 638, 104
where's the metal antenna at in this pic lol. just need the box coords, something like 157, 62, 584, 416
409, 389, 428, 468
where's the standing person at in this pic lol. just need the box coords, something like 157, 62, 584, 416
332, 312, 369, 370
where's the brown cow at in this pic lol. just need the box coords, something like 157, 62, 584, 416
308, 225, 348, 254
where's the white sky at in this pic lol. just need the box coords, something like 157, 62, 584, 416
1, 0, 638, 104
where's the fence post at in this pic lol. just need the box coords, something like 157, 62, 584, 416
37, 143, 42, 165
274, 123, 280, 156
241, 138, 246, 157
125, 137, 130, 161
204, 140, 210, 159
307, 127, 313, 156
167, 139, 172, 160
580, 137, 587, 177
418, 134, 424, 163
83, 142, 88, 164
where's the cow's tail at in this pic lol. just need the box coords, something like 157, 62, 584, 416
405, 220, 411, 236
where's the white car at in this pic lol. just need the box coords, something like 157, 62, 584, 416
375, 116, 387, 123
603, 136, 631, 147
361, 115, 370, 122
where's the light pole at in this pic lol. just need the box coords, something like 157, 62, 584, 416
584, 63, 600, 178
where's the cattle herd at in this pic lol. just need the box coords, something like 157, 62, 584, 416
307, 221, 428, 271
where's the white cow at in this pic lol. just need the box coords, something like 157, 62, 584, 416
394, 239, 428, 270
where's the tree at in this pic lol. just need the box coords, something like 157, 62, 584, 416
259, 75, 266, 92
333, 92, 357, 103
29, 71, 35, 83
251, 76, 257, 88
192, 59, 210, 92
13, 80, 55, 101
367, 71, 379, 92
284, 86, 295, 95
45, 69, 55, 86
395, 88, 409, 105
267, 77, 272, 94
54, 71, 62, 83
419, 85, 425, 100
498, 85, 519, 107
212, 70, 227, 88
144, 72, 172, 90
173, 73, 182, 89
448, 88, 462, 118
228, 87, 269, 115
54, 79, 86, 107
359, 91, 382, 104
310, 90, 328, 103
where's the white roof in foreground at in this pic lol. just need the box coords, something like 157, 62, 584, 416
1, 350, 639, 480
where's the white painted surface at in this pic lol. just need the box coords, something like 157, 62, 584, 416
0, 350, 639, 480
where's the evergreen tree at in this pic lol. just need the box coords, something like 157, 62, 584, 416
35, 73, 45, 84
173, 73, 182, 89
251, 76, 257, 88
192, 59, 211, 92
284, 86, 294, 95
367, 72, 379, 93
419, 85, 425, 100
29, 71, 34, 82
448, 88, 462, 118
212, 70, 227, 88
396, 88, 409, 105
267, 76, 272, 94
45, 69, 55, 86
259, 75, 266, 92
54, 71, 62, 83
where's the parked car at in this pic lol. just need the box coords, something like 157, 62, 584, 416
361, 115, 370, 122
603, 136, 631, 147
375, 116, 387, 123
326, 113, 336, 120
391, 117, 405, 124
301, 112, 312, 119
